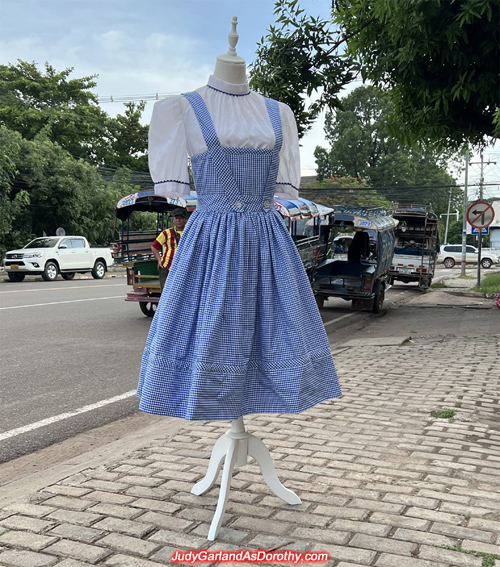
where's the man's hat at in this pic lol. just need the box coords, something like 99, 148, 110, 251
171, 208, 189, 218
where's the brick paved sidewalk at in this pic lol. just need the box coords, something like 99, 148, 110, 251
1, 333, 499, 567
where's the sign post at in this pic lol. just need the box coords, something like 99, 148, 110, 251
466, 201, 495, 288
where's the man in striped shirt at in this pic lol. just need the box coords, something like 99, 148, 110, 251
151, 208, 189, 292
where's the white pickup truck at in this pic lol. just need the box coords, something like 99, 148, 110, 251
3, 236, 114, 282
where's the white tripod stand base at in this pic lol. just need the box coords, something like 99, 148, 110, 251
191, 417, 301, 540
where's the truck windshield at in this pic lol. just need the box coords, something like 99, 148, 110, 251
24, 238, 60, 249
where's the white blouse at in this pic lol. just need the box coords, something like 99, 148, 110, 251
148, 75, 300, 200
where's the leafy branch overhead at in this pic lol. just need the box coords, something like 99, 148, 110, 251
249, 0, 355, 138
250, 0, 499, 149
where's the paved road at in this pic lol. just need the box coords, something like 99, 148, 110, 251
0, 267, 493, 466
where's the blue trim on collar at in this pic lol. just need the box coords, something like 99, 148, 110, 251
207, 84, 251, 97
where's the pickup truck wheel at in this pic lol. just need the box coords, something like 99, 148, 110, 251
481, 258, 492, 269
8, 273, 25, 282
61, 272, 76, 280
140, 301, 157, 317
372, 285, 385, 313
42, 261, 58, 281
443, 258, 455, 268
92, 261, 106, 279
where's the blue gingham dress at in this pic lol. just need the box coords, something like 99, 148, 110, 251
137, 91, 341, 420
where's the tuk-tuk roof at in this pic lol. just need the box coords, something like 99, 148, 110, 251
115, 190, 197, 220
392, 203, 438, 222
330, 205, 399, 232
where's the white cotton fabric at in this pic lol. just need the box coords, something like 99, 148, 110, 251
148, 75, 300, 200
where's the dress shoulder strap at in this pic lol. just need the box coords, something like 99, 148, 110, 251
183, 91, 220, 149
264, 98, 283, 153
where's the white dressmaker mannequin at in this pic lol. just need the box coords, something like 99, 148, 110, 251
191, 17, 301, 541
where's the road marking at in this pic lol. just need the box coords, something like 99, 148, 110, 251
0, 296, 124, 310
0, 391, 137, 441
0, 284, 125, 294
323, 312, 355, 328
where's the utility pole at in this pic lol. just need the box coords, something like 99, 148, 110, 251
476, 151, 484, 288
461, 150, 469, 276
466, 152, 496, 285
440, 187, 459, 244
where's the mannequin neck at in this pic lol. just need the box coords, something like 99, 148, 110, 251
212, 57, 247, 85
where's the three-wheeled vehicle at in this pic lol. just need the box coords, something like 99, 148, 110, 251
388, 204, 440, 289
113, 190, 196, 316
312, 206, 398, 312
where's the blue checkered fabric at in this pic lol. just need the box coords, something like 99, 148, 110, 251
137, 92, 341, 420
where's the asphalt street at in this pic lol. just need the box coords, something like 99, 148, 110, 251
0, 266, 497, 468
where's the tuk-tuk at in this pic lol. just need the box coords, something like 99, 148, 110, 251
114, 191, 330, 316
388, 204, 440, 289
275, 197, 334, 277
113, 190, 196, 316
312, 206, 398, 312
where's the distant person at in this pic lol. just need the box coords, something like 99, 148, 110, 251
151, 208, 189, 292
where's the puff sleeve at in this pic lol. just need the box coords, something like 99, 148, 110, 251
148, 97, 191, 197
275, 103, 300, 200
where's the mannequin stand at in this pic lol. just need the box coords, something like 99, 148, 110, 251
191, 417, 301, 540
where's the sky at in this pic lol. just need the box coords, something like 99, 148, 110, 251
1, 0, 499, 195
0, 0, 335, 175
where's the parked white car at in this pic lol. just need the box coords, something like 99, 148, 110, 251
3, 236, 114, 282
439, 244, 499, 269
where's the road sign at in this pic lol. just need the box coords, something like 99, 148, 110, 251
471, 226, 489, 235
467, 201, 495, 229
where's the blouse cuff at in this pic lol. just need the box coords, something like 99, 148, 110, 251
154, 180, 191, 198
274, 182, 299, 201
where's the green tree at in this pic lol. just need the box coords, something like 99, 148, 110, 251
301, 175, 391, 209
0, 60, 150, 172
0, 126, 141, 252
99, 102, 150, 172
0, 60, 108, 162
249, 0, 355, 138
315, 86, 461, 216
334, 0, 500, 148
252, 0, 499, 148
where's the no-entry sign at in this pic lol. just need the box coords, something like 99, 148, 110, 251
467, 201, 495, 229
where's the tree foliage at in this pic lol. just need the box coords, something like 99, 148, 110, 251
249, 0, 354, 138
0, 60, 150, 169
251, 0, 499, 149
0, 61, 152, 255
315, 86, 461, 216
334, 0, 500, 148
301, 175, 392, 209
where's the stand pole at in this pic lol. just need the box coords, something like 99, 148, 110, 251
191, 416, 301, 540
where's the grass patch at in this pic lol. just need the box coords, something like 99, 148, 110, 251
431, 408, 456, 419
431, 282, 447, 289
454, 401, 463, 408
472, 272, 500, 294
440, 544, 500, 567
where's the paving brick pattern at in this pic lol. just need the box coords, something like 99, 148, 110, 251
0, 334, 499, 566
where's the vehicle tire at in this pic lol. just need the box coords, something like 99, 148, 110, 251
8, 272, 25, 282
443, 258, 455, 268
42, 261, 59, 281
91, 261, 106, 279
372, 285, 385, 314
140, 301, 157, 317
61, 272, 76, 280
481, 258, 492, 269
315, 295, 325, 309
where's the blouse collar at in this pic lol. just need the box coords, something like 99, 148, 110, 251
207, 75, 250, 96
